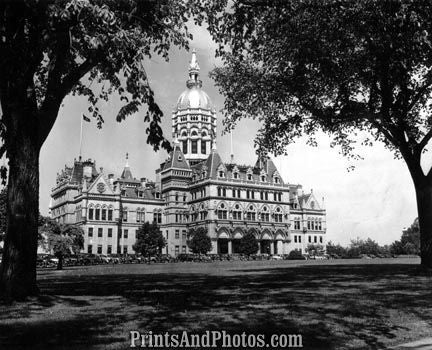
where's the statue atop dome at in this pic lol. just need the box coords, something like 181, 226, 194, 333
186, 48, 202, 89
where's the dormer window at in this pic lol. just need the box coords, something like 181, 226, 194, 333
219, 171, 225, 178
233, 172, 239, 179
261, 175, 266, 182
311, 201, 315, 209
178, 155, 183, 162
274, 176, 279, 184
247, 174, 252, 181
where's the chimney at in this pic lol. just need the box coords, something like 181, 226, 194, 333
140, 177, 147, 187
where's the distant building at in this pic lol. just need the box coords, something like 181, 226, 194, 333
50, 50, 326, 256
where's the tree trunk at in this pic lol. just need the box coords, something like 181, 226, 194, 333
0, 110, 40, 301
415, 184, 432, 268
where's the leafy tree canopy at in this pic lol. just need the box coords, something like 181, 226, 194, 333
206, 0, 432, 175
188, 227, 212, 255
0, 188, 6, 238
238, 232, 258, 256
133, 221, 166, 257
0, 0, 208, 173
203, 0, 432, 267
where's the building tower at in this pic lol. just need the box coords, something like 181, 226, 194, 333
172, 49, 217, 166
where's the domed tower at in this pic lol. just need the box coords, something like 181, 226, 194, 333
172, 49, 217, 166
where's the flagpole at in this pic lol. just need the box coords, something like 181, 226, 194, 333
79, 114, 83, 161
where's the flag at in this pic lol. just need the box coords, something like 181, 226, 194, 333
82, 114, 91, 122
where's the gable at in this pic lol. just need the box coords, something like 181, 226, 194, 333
87, 174, 114, 195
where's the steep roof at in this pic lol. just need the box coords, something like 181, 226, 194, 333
162, 144, 191, 171
121, 166, 133, 180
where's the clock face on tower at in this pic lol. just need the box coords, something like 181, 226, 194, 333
97, 182, 106, 193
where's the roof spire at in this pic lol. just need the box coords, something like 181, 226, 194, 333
212, 139, 217, 152
125, 152, 129, 167
187, 48, 202, 89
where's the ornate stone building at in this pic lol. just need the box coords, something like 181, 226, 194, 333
50, 50, 326, 256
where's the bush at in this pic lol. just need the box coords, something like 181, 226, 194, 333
287, 249, 304, 260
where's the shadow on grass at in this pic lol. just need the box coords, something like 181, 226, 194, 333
1, 263, 431, 349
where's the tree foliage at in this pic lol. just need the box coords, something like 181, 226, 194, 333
238, 232, 258, 256
204, 0, 432, 266
133, 222, 166, 257
188, 227, 212, 255
38, 216, 84, 269
391, 218, 420, 255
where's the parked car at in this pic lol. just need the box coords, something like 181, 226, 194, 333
177, 254, 195, 262
270, 254, 283, 260
108, 254, 121, 264
156, 254, 174, 263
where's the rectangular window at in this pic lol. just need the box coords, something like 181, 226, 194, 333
294, 235, 298, 243
319, 236, 323, 243
314, 236, 317, 243
182, 231, 187, 240
175, 230, 179, 239
101, 209, 106, 221
98, 228, 103, 238
166, 230, 169, 240
107, 245, 112, 254
123, 246, 128, 254
158, 213, 162, 223
108, 209, 113, 221
260, 192, 264, 200
124, 229, 128, 239
191, 140, 198, 154
95, 208, 100, 220
182, 245, 187, 253
223, 188, 226, 197
237, 189, 241, 198
265, 192, 268, 200
87, 244, 93, 254
123, 211, 128, 222
246, 190, 250, 199
88, 227, 93, 237
97, 245, 102, 254
299, 236, 302, 243
218, 188, 221, 196
309, 236, 312, 243
251, 191, 255, 199
175, 245, 180, 256
108, 228, 112, 238
182, 140, 188, 154
201, 140, 207, 154
294, 219, 300, 230
88, 208, 94, 220
278, 193, 282, 201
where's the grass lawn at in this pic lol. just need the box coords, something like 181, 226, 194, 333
0, 258, 431, 350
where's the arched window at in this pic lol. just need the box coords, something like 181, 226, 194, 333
181, 130, 187, 137
261, 175, 266, 182
311, 201, 315, 209
233, 172, 239, 179
88, 204, 94, 220
274, 176, 280, 184
274, 207, 283, 223
108, 206, 114, 221
233, 204, 242, 220
202, 131, 207, 137
218, 203, 228, 220
246, 205, 256, 221
101, 205, 107, 221
261, 206, 270, 222
95, 205, 101, 220
247, 173, 253, 181
218, 170, 225, 178
191, 130, 198, 136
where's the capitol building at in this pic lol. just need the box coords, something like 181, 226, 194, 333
50, 51, 326, 256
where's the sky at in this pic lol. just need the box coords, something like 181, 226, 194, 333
39, 23, 420, 246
